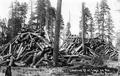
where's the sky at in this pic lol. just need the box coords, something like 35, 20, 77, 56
0, 0, 120, 35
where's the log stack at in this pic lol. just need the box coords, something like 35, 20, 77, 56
0, 32, 118, 67
60, 35, 118, 66
0, 32, 67, 67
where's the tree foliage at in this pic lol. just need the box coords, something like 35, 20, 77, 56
29, 0, 64, 41
8, 1, 28, 39
80, 7, 94, 38
0, 19, 8, 45
94, 0, 114, 42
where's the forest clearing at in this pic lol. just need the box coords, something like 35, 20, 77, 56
0, 0, 119, 76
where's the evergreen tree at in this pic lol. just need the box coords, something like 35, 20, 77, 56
0, 19, 8, 45
29, 0, 64, 40
116, 31, 120, 61
80, 7, 94, 38
65, 22, 71, 37
36, 0, 46, 33
88, 18, 94, 38
46, 6, 56, 42
105, 13, 114, 42
94, 3, 101, 37
99, 0, 111, 40
8, 1, 28, 39
94, 0, 114, 42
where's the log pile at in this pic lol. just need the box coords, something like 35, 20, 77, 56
0, 32, 67, 67
60, 35, 118, 66
0, 33, 118, 67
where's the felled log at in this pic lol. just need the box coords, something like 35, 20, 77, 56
9, 56, 14, 66
0, 60, 10, 66
17, 47, 24, 60
3, 54, 12, 60
0, 44, 9, 56
31, 47, 52, 66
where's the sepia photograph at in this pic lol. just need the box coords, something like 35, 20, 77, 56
0, 0, 119, 76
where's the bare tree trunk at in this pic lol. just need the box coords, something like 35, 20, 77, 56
82, 3, 85, 54
46, 7, 49, 34
90, 21, 93, 38
101, 13, 104, 40
90, 30, 93, 38
53, 0, 62, 66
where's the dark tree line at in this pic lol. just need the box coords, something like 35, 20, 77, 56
0, 1, 28, 45
80, 0, 114, 43
0, 0, 64, 45
78, 0, 116, 64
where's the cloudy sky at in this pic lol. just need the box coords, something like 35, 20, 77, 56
0, 0, 120, 35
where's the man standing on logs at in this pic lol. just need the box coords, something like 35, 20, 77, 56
5, 56, 14, 76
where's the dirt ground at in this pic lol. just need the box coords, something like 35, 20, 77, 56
0, 66, 119, 76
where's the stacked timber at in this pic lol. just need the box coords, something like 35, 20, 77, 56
0, 33, 118, 67
0, 32, 67, 67
60, 35, 118, 66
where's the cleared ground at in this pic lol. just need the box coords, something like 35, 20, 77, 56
0, 65, 119, 76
